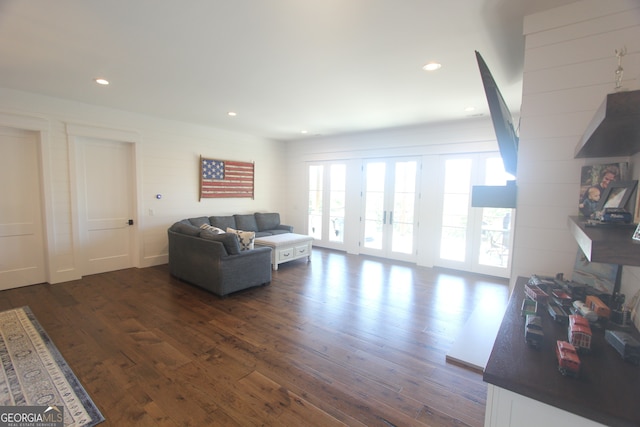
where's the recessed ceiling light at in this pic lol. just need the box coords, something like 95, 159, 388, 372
422, 62, 442, 71
464, 106, 476, 112
227, 111, 237, 117
94, 78, 109, 85
300, 130, 308, 134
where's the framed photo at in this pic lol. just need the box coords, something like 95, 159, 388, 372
633, 223, 640, 241
578, 162, 628, 218
595, 180, 637, 211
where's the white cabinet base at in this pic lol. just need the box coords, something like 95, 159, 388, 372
254, 233, 313, 270
484, 385, 607, 427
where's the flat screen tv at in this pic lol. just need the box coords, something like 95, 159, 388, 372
475, 50, 519, 177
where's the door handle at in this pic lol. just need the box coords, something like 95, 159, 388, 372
389, 211, 393, 225
383, 211, 387, 224
128, 219, 134, 225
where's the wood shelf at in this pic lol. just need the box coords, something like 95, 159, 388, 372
575, 89, 640, 158
568, 216, 640, 266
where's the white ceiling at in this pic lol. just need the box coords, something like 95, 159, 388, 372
0, 0, 577, 141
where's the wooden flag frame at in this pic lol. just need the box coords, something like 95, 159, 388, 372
200, 156, 254, 200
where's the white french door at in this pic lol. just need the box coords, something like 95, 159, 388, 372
308, 162, 346, 250
360, 158, 420, 262
436, 154, 514, 278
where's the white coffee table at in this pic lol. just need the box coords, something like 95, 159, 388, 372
254, 233, 313, 270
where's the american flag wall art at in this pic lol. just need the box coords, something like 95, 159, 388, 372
200, 157, 255, 199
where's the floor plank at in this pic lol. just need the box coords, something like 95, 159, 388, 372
0, 248, 509, 426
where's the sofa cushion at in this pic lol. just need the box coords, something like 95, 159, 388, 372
209, 215, 236, 231
234, 214, 258, 232
188, 216, 211, 228
255, 212, 280, 231
200, 223, 225, 234
199, 229, 241, 255
269, 229, 290, 235
227, 227, 256, 251
170, 220, 201, 236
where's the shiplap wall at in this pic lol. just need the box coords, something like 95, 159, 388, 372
514, 0, 640, 326
0, 88, 286, 284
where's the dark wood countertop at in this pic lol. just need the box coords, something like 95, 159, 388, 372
483, 276, 640, 427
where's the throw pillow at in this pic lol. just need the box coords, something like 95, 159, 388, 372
200, 223, 225, 234
227, 227, 255, 251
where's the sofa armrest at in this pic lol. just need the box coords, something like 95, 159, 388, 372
168, 230, 228, 278
218, 246, 272, 294
276, 224, 294, 232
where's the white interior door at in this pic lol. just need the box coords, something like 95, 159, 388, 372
77, 137, 135, 275
0, 127, 46, 290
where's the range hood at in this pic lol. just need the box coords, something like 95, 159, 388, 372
575, 89, 640, 158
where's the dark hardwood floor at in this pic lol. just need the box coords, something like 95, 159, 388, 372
0, 248, 509, 426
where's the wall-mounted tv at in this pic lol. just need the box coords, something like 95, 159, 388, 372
475, 50, 519, 178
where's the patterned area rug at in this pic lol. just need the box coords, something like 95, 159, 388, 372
0, 306, 104, 427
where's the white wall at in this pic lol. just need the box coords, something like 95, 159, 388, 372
0, 88, 286, 284
515, 0, 640, 325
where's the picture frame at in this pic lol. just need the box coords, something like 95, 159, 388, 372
199, 156, 255, 200
572, 250, 619, 295
595, 180, 638, 211
578, 162, 628, 218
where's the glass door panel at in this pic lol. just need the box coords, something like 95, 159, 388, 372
391, 161, 417, 254
478, 208, 511, 268
474, 157, 514, 274
363, 162, 386, 250
439, 159, 471, 262
308, 165, 323, 239
329, 164, 346, 242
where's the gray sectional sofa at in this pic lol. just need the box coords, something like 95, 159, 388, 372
168, 212, 292, 297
